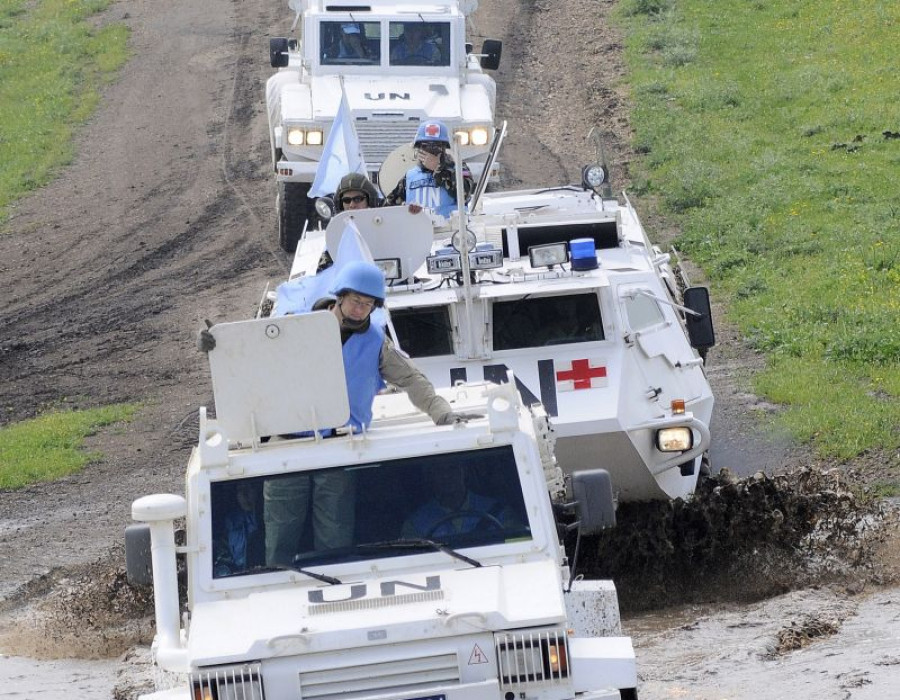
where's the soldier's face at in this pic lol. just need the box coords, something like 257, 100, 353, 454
341, 190, 369, 210
339, 293, 376, 323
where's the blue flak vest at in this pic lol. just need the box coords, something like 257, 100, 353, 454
405, 165, 457, 218
343, 318, 386, 431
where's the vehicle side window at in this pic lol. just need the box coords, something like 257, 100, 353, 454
211, 478, 266, 578
389, 305, 453, 357
622, 290, 665, 331
493, 294, 604, 351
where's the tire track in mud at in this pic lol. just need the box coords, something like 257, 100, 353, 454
218, 24, 291, 280
0, 0, 286, 423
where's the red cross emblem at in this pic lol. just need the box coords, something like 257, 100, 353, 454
424, 122, 441, 137
556, 358, 608, 391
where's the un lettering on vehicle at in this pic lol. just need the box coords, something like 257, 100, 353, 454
308, 575, 440, 603
364, 92, 411, 101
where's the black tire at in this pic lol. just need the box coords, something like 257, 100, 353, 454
278, 181, 314, 253
620, 689, 638, 700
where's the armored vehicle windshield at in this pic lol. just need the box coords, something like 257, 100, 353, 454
210, 445, 531, 578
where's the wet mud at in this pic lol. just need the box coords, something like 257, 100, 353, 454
581, 466, 898, 612
628, 585, 900, 699
0, 547, 154, 661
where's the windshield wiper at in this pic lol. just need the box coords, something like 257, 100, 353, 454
357, 538, 482, 568
244, 562, 342, 585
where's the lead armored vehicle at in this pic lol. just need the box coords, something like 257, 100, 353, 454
126, 313, 637, 699
277, 140, 716, 503
266, 0, 501, 251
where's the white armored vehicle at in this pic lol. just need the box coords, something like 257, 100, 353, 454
280, 146, 716, 503
266, 0, 501, 251
126, 313, 638, 699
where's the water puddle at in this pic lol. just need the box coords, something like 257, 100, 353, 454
627, 587, 900, 699
0, 655, 119, 698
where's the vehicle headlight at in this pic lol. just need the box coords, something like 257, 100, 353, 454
496, 628, 570, 687
285, 127, 324, 147
469, 126, 490, 146
453, 126, 490, 147
581, 163, 607, 189
656, 427, 693, 452
191, 663, 264, 700
286, 126, 306, 146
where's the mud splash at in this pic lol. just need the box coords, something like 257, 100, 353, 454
0, 545, 154, 660
581, 465, 897, 611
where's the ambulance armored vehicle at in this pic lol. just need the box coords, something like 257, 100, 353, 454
266, 0, 501, 251
126, 313, 637, 699
280, 150, 716, 503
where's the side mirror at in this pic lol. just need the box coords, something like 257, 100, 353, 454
480, 39, 502, 71
465, 42, 473, 54
270, 37, 290, 68
683, 286, 716, 352
125, 523, 153, 586
571, 469, 616, 535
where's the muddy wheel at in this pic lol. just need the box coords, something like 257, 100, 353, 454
695, 453, 712, 492
278, 181, 314, 253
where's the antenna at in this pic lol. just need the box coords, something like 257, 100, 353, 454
468, 120, 507, 213
452, 135, 476, 359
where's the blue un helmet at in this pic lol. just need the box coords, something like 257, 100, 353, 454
414, 121, 451, 149
330, 261, 386, 306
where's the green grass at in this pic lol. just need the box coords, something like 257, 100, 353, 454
0, 0, 129, 223
0, 405, 137, 490
615, 0, 900, 460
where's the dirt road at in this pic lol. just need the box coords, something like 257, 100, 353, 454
0, 0, 895, 698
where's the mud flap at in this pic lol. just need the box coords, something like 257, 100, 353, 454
125, 523, 152, 586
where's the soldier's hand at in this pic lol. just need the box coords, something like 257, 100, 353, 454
436, 411, 484, 425
197, 320, 216, 352
417, 149, 440, 172
452, 412, 484, 423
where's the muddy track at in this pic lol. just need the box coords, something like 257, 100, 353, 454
0, 3, 288, 418
0, 0, 289, 602
1, 0, 897, 697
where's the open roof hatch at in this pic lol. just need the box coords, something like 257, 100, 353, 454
206, 313, 349, 442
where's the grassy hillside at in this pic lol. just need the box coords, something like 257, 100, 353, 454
0, 405, 136, 489
616, 0, 900, 462
0, 0, 128, 223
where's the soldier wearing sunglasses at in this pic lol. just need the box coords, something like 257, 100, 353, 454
335, 172, 381, 213
385, 120, 474, 218
314, 173, 384, 272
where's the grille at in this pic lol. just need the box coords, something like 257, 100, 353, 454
190, 662, 265, 699
496, 628, 570, 687
300, 652, 460, 700
355, 120, 420, 165
309, 589, 444, 616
